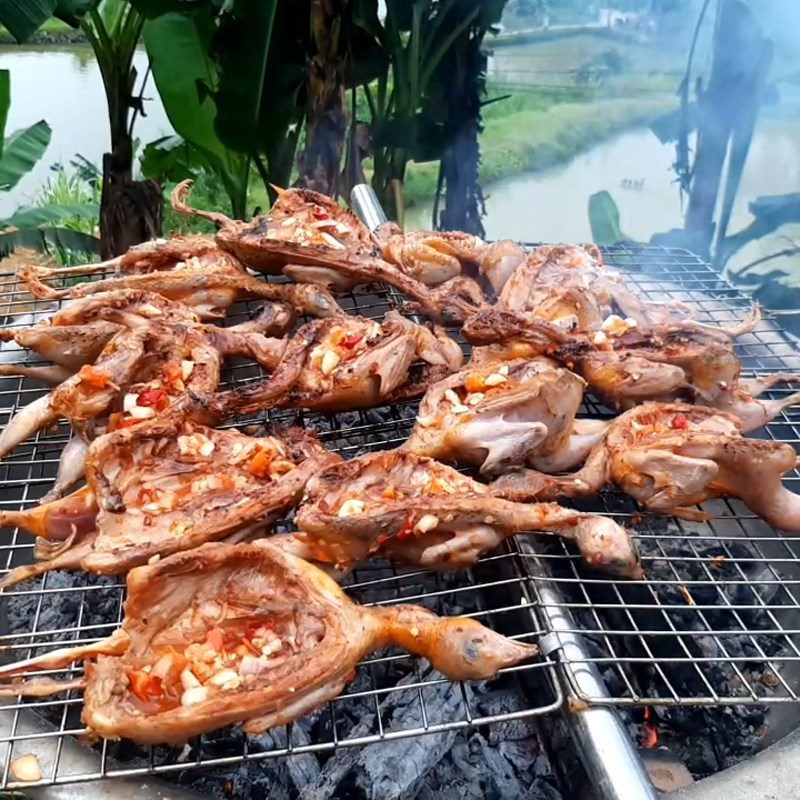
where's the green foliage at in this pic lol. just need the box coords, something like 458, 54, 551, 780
588, 190, 631, 244
31, 163, 101, 234
143, 11, 249, 216
354, 0, 501, 221
0, 162, 100, 260
0, 226, 100, 258
0, 120, 51, 191
0, 0, 100, 43
4, 202, 99, 230
141, 0, 309, 216
140, 135, 208, 184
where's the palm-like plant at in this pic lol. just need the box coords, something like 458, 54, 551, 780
0, 0, 162, 258
352, 0, 506, 226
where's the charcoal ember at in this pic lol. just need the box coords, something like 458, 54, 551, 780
6, 571, 119, 644
566, 509, 792, 780
184, 762, 292, 800
296, 668, 558, 800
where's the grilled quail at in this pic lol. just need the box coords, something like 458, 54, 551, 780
0, 541, 537, 743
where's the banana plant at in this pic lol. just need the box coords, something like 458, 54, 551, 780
0, 68, 99, 257
0, 0, 162, 258
352, 0, 487, 224
136, 0, 310, 216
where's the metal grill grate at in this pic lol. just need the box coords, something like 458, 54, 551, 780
514, 243, 800, 709
0, 266, 558, 791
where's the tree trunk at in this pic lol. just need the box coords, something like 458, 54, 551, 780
296, 0, 348, 197
684, 0, 771, 256
99, 136, 162, 260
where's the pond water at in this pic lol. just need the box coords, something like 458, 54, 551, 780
408, 118, 800, 273
0, 45, 171, 217
2, 45, 799, 275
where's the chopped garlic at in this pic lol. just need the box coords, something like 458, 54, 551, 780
309, 218, 337, 229
209, 669, 239, 687
320, 349, 341, 375
467, 392, 485, 406
10, 754, 41, 783
181, 686, 210, 706
497, 364, 509, 375
261, 638, 282, 657
415, 415, 436, 427
415, 514, 440, 534
178, 432, 215, 458
624, 317, 638, 328
451, 403, 470, 414
280, 216, 297, 228
593, 331, 608, 345
181, 360, 195, 381
600, 314, 625, 332
123, 393, 138, 413
129, 405, 156, 420
320, 231, 346, 250
181, 668, 201, 690
444, 388, 462, 407
484, 373, 507, 387
338, 498, 366, 517
138, 304, 163, 318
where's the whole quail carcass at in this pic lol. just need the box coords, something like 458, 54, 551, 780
0, 541, 537, 743
493, 402, 800, 532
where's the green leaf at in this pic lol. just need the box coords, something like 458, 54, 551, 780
0, 227, 99, 257
347, 24, 389, 88
129, 0, 205, 19
140, 134, 210, 182
0, 70, 9, 162
212, 0, 279, 154
54, 0, 101, 26
2, 202, 99, 229
212, 0, 309, 190
144, 10, 248, 215
588, 191, 631, 245
0, 0, 57, 43
144, 12, 222, 160
0, 120, 52, 192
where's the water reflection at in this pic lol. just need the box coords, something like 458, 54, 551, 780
0, 45, 171, 216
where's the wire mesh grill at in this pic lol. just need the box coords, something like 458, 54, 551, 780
0, 265, 559, 791
513, 243, 800, 709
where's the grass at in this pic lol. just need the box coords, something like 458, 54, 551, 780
0, 18, 82, 44
401, 84, 674, 209
34, 167, 100, 235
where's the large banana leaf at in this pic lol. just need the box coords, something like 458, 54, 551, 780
0, 120, 52, 192
143, 10, 248, 216
0, 0, 57, 43
140, 134, 209, 182
0, 227, 99, 257
0, 0, 99, 42
131, 0, 204, 18
213, 0, 309, 189
0, 70, 8, 162
588, 191, 632, 245
2, 202, 99, 229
